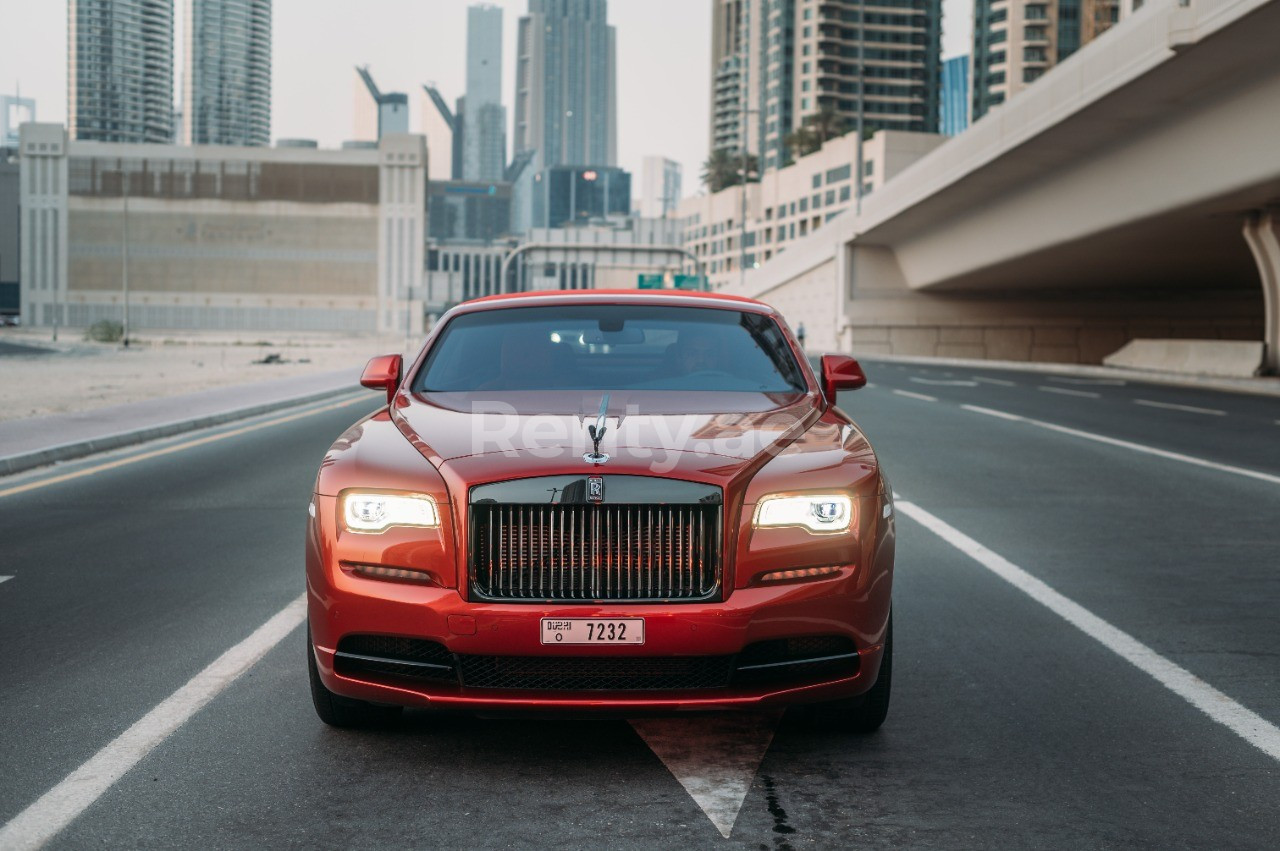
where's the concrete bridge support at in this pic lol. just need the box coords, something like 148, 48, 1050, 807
1243, 211, 1280, 375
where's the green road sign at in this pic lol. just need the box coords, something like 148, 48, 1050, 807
673, 274, 708, 291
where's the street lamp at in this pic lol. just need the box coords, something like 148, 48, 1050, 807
855, 0, 866, 217
121, 163, 131, 347
739, 102, 762, 292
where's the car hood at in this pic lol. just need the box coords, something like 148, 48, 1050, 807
389, 389, 819, 482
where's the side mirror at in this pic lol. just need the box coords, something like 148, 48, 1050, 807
360, 354, 403, 405
820, 354, 867, 404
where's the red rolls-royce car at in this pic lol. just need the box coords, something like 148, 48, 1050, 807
306, 290, 895, 730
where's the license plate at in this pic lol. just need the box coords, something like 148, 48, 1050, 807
540, 618, 645, 645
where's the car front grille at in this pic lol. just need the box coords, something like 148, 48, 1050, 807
456, 654, 734, 691
470, 503, 721, 602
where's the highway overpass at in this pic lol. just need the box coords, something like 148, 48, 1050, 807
728, 0, 1280, 373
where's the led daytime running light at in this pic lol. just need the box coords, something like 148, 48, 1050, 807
349, 563, 438, 584
760, 566, 843, 583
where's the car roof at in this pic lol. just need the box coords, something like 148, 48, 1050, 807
453, 289, 779, 316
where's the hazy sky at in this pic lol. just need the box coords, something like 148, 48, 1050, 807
2, 0, 972, 193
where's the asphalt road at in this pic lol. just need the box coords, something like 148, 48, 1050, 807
0, 365, 1278, 849
0, 340, 54, 356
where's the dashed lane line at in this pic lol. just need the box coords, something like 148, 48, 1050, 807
896, 500, 1280, 765
1046, 376, 1127, 386
962, 404, 1280, 486
0, 596, 307, 851
892, 389, 938, 402
1135, 399, 1226, 416
0, 576, 11, 585
0, 395, 369, 500
909, 377, 978, 387
1038, 385, 1101, 398
972, 376, 1017, 387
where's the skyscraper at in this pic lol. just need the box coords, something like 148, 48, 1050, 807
514, 0, 617, 169
68, 0, 174, 143
758, 0, 795, 171
791, 1, 942, 138
709, 0, 942, 173
464, 4, 506, 181
710, 0, 749, 157
971, 0, 1085, 122
182, 0, 272, 146
941, 55, 970, 136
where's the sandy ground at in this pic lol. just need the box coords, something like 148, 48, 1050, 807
0, 328, 411, 421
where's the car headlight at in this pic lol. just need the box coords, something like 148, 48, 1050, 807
342, 492, 440, 533
754, 494, 852, 534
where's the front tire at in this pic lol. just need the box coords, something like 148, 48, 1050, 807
307, 627, 403, 728
800, 614, 892, 733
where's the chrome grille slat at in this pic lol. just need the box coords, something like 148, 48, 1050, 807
471, 502, 721, 603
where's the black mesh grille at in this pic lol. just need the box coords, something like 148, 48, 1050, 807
733, 635, 859, 686
457, 654, 734, 691
334, 635, 458, 684
470, 503, 721, 602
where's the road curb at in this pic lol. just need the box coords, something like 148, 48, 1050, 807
853, 353, 1280, 399
0, 385, 363, 478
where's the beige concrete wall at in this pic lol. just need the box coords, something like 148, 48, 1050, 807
752, 257, 840, 351
68, 198, 378, 298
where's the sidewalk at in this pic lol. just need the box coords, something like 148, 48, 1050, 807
0, 368, 362, 476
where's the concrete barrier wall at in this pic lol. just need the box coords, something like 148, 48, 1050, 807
1103, 338, 1264, 376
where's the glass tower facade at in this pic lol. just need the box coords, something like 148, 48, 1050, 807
940, 55, 969, 136
183, 0, 272, 146
464, 4, 506, 181
514, 0, 617, 169
68, 0, 175, 143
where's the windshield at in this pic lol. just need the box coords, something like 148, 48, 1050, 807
415, 305, 807, 394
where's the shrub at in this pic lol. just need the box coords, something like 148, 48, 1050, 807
85, 319, 124, 342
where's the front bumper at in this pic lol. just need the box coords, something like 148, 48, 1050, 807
307, 553, 889, 713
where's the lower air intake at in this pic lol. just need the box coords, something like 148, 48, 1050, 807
334, 635, 458, 684
457, 654, 734, 691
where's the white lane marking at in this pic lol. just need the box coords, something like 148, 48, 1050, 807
963, 405, 1023, 422
1135, 399, 1226, 416
892, 389, 938, 402
1038, 385, 1101, 398
972, 376, 1017, 387
0, 576, 11, 585
631, 713, 780, 838
0, 595, 306, 850
961, 404, 1280, 486
1047, 376, 1127, 386
909, 377, 978, 387
895, 501, 1280, 764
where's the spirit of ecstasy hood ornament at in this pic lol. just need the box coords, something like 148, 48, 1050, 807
583, 393, 610, 465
